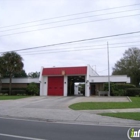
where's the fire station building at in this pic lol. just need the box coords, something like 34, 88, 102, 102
39, 65, 130, 97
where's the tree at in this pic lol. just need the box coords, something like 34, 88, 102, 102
3, 69, 27, 78
0, 57, 4, 92
112, 47, 140, 86
13, 70, 27, 78
1, 51, 24, 95
28, 72, 40, 78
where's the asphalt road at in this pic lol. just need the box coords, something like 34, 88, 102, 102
0, 117, 130, 140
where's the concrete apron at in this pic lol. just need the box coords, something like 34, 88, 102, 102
0, 96, 139, 127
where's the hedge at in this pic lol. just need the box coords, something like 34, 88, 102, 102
0, 90, 26, 95
116, 83, 136, 89
126, 88, 140, 96
104, 83, 136, 96
0, 85, 39, 95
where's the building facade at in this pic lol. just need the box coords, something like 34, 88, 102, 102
1, 78, 39, 89
39, 65, 130, 97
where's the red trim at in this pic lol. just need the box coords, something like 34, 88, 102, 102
42, 66, 87, 76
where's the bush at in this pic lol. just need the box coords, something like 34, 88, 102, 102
1, 86, 39, 95
103, 83, 136, 96
26, 82, 39, 95
0, 90, 9, 94
117, 83, 136, 89
0, 88, 27, 95
126, 88, 140, 96
104, 83, 124, 96
11, 90, 26, 95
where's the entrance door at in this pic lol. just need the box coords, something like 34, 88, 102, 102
90, 84, 96, 95
48, 77, 64, 96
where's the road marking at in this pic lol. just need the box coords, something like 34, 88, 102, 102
0, 133, 46, 140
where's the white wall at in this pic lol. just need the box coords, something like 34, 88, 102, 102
40, 76, 47, 96
74, 84, 79, 95
64, 76, 67, 96
39, 76, 47, 96
39, 66, 43, 82
39, 66, 45, 96
1, 78, 39, 83
88, 65, 99, 76
89, 75, 130, 83
85, 65, 90, 97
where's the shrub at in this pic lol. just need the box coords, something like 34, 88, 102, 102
117, 83, 136, 89
1, 88, 27, 95
112, 89, 125, 96
103, 83, 122, 96
26, 82, 39, 95
126, 88, 140, 96
0, 90, 9, 94
11, 90, 26, 95
103, 83, 136, 96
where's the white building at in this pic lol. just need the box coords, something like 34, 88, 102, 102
39, 65, 130, 97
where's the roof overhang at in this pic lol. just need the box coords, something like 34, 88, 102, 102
42, 66, 87, 76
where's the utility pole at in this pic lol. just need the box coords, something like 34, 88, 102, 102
107, 42, 110, 96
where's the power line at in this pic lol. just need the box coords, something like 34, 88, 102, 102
17, 40, 140, 54
67, 34, 140, 45
1, 3, 140, 29
1, 8, 140, 33
0, 13, 140, 37
21, 44, 140, 54
19, 44, 107, 54
20, 44, 140, 55
1, 31, 140, 54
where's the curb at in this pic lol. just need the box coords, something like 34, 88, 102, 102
0, 115, 139, 127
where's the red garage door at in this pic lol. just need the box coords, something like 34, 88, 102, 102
48, 76, 64, 96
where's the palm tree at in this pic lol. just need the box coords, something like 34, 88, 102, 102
2, 52, 23, 95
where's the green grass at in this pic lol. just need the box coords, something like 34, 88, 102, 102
100, 112, 140, 121
69, 97, 140, 110
0, 95, 30, 100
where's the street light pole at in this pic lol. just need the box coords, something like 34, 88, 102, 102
107, 42, 110, 96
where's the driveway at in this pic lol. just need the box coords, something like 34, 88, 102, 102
0, 96, 139, 126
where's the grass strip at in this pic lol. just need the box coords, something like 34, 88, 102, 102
100, 112, 140, 121
0, 95, 31, 100
69, 97, 140, 110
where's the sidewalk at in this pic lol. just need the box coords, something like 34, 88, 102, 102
80, 108, 140, 114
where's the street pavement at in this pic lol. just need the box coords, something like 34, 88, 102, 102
0, 96, 139, 127
0, 117, 133, 140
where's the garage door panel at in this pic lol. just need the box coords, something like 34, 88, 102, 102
48, 77, 64, 96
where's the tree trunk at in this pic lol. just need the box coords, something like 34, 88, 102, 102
9, 74, 12, 95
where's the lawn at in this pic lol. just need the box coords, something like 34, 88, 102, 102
100, 112, 140, 121
69, 97, 140, 110
0, 95, 30, 100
